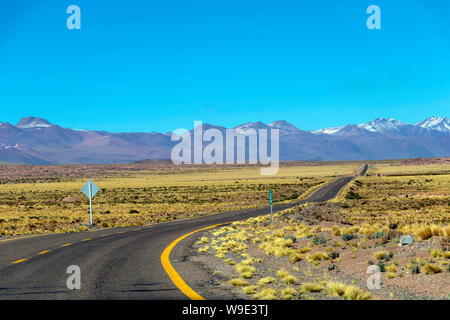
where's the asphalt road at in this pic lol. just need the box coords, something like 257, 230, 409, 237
0, 165, 367, 300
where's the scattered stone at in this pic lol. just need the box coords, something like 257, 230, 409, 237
400, 235, 414, 245
61, 196, 81, 203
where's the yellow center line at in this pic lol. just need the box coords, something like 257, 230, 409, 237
61, 243, 72, 247
38, 250, 51, 255
117, 231, 125, 234
81, 238, 91, 242
12, 258, 28, 264
161, 223, 227, 300
101, 234, 108, 237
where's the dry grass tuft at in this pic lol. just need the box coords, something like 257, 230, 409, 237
280, 287, 297, 300
288, 251, 304, 263
343, 286, 372, 300
224, 258, 235, 265
373, 250, 388, 260
228, 278, 248, 286
326, 281, 371, 300
234, 263, 256, 278
282, 275, 298, 285
385, 264, 397, 273
430, 249, 443, 259
421, 263, 442, 275
242, 285, 258, 294
301, 282, 323, 292
306, 252, 329, 263
253, 288, 278, 300
258, 277, 277, 286
276, 269, 289, 280
386, 272, 396, 279
415, 226, 433, 241
326, 281, 347, 297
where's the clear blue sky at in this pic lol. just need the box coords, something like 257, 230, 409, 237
1, 0, 449, 133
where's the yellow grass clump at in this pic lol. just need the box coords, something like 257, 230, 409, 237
258, 277, 277, 286
253, 288, 279, 300
239, 258, 255, 266
326, 281, 371, 300
343, 286, 372, 300
305, 252, 329, 263
386, 272, 396, 279
224, 258, 235, 265
288, 251, 304, 263
332, 226, 341, 236
443, 225, 450, 237
234, 264, 256, 279
429, 249, 443, 259
228, 278, 248, 286
298, 247, 311, 254
280, 287, 297, 300
374, 250, 388, 260
282, 275, 298, 285
276, 269, 289, 280
196, 237, 209, 244
301, 282, 323, 293
242, 285, 258, 295
385, 264, 397, 273
276, 270, 297, 284
415, 226, 433, 241
326, 281, 347, 297
421, 263, 442, 275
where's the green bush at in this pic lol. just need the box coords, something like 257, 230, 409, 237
377, 261, 386, 273
329, 251, 340, 260
411, 264, 420, 275
373, 231, 385, 239
341, 233, 355, 241
312, 236, 327, 245
345, 191, 363, 200
284, 235, 297, 243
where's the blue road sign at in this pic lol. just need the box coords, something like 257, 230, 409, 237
81, 181, 100, 200
81, 181, 100, 226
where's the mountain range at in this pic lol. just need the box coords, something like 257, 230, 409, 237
0, 116, 449, 164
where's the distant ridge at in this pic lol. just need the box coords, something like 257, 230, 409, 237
0, 116, 448, 164
132, 159, 173, 164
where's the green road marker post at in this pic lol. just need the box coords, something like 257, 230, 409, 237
269, 190, 273, 225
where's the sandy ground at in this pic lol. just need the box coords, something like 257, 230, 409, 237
188, 203, 449, 300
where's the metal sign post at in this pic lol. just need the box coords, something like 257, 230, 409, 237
269, 190, 273, 225
89, 183, 93, 225
81, 181, 100, 226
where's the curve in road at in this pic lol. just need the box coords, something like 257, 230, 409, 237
0, 165, 367, 300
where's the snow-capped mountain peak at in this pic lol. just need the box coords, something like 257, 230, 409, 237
415, 117, 450, 133
16, 117, 53, 129
233, 121, 269, 134
357, 118, 408, 133
312, 126, 344, 135
268, 120, 302, 134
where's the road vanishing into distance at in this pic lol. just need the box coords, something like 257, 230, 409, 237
0, 165, 368, 300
